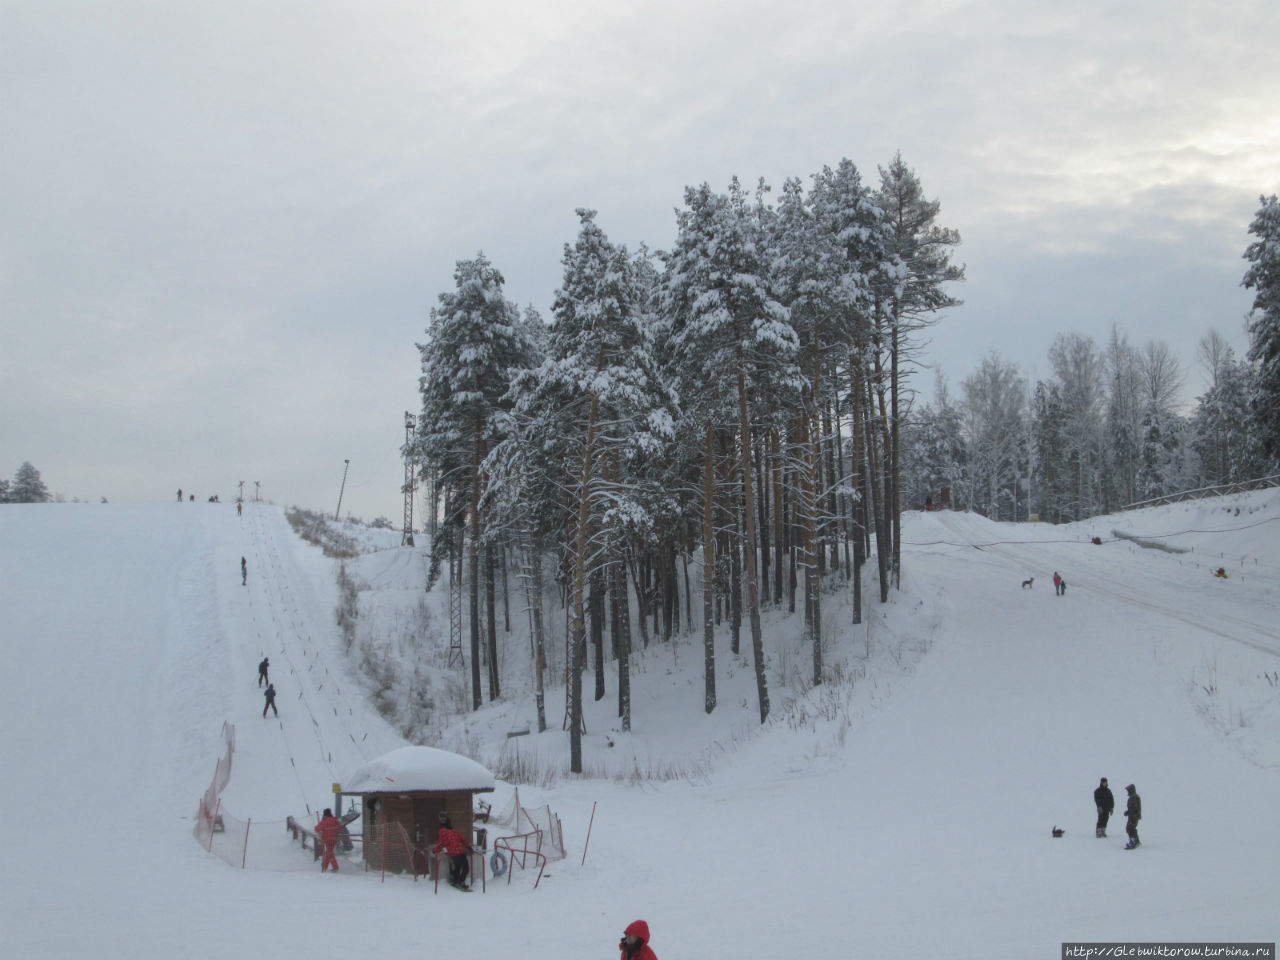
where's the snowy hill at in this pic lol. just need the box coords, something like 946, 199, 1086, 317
1, 493, 1277, 959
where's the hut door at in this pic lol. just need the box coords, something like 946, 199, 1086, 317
410, 799, 442, 876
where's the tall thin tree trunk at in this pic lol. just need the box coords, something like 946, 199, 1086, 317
756, 432, 770, 595
889, 311, 902, 589
800, 392, 822, 687
866, 369, 890, 603
613, 542, 631, 731
849, 355, 865, 625
485, 541, 499, 700
702, 424, 717, 714
468, 430, 484, 710
736, 358, 769, 724
809, 343, 824, 684
627, 551, 653, 650
526, 539, 548, 733
591, 564, 606, 701
569, 394, 598, 774
771, 427, 785, 605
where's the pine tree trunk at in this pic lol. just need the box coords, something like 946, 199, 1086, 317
569, 394, 598, 774
485, 542, 499, 700
866, 369, 890, 604
771, 427, 785, 606
527, 540, 548, 734
702, 424, 717, 715
736, 358, 769, 724
627, 550, 653, 651
468, 430, 484, 710
756, 435, 770, 594
849, 355, 865, 625
800, 393, 822, 687
890, 315, 902, 589
613, 544, 631, 731
591, 565, 606, 701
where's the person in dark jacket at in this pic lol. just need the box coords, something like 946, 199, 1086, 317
241, 556, 247, 586
1094, 777, 1115, 837
315, 808, 342, 872
1123, 783, 1141, 849
432, 812, 470, 888
619, 920, 658, 960
258, 657, 270, 687
262, 683, 277, 717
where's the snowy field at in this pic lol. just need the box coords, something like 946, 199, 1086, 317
2, 492, 1277, 959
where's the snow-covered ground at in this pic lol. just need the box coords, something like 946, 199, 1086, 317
1, 492, 1277, 959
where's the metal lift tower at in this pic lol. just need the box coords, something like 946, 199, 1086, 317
401, 412, 416, 547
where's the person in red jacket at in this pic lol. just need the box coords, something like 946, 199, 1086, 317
619, 920, 658, 960
432, 812, 470, 888
315, 809, 343, 872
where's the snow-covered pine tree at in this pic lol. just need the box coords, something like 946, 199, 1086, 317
410, 253, 537, 709
771, 176, 840, 685
513, 210, 676, 769
808, 158, 899, 605
9, 462, 50, 503
1243, 194, 1280, 462
665, 179, 798, 724
874, 154, 964, 580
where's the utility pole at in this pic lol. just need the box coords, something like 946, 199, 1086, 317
335, 459, 350, 521
237, 480, 245, 502
402, 412, 416, 546
254, 481, 261, 502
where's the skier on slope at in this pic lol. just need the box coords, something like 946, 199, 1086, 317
262, 683, 277, 717
258, 657, 270, 687
619, 920, 658, 960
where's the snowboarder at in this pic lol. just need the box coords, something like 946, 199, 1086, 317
1123, 783, 1141, 849
1094, 777, 1114, 837
315, 808, 342, 872
241, 556, 247, 586
258, 657, 270, 687
432, 812, 470, 889
262, 683, 277, 717
619, 920, 658, 960
1053, 571, 1064, 596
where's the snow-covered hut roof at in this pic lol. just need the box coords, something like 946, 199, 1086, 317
343, 745, 496, 794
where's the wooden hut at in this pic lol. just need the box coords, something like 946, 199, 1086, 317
341, 745, 495, 876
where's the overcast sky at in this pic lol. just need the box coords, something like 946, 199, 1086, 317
2, 0, 1276, 523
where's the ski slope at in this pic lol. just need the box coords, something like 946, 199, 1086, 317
1, 495, 1277, 959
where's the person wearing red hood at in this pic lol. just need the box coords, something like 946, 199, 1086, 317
315, 809, 342, 872
619, 920, 657, 960
433, 812, 471, 889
